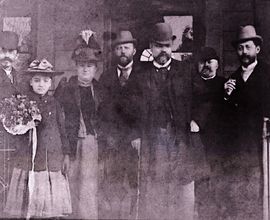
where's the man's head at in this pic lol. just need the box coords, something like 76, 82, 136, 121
150, 23, 176, 65
232, 25, 262, 67
197, 47, 219, 78
113, 30, 136, 67
0, 31, 19, 70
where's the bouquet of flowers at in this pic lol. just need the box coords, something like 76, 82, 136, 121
0, 94, 42, 135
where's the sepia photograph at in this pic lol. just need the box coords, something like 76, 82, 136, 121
0, 0, 270, 219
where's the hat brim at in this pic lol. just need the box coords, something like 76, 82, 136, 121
23, 69, 64, 76
231, 36, 263, 48
151, 35, 177, 45
72, 57, 102, 62
113, 39, 137, 47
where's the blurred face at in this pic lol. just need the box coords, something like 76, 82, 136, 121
114, 43, 136, 66
76, 61, 97, 82
0, 48, 18, 70
236, 40, 260, 67
198, 59, 219, 78
30, 74, 52, 96
150, 41, 172, 65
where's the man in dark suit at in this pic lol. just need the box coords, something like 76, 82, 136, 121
191, 47, 226, 220
0, 31, 20, 99
98, 30, 141, 219
223, 25, 270, 219
137, 22, 195, 220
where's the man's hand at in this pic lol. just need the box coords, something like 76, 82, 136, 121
131, 138, 141, 153
62, 154, 70, 176
224, 79, 236, 96
190, 120, 200, 132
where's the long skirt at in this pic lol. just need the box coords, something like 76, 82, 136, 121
68, 134, 98, 219
4, 167, 72, 218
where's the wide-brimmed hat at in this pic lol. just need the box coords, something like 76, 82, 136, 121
231, 25, 263, 48
197, 47, 219, 62
24, 59, 64, 76
0, 31, 19, 50
112, 30, 137, 47
72, 29, 102, 62
150, 23, 176, 44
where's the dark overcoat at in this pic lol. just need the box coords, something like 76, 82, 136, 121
55, 75, 100, 158
13, 91, 71, 171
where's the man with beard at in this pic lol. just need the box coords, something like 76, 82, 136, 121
191, 47, 226, 220
98, 30, 141, 219
0, 31, 20, 99
137, 22, 195, 219
222, 25, 270, 219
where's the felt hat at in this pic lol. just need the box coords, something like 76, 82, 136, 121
112, 30, 137, 47
24, 59, 64, 76
0, 31, 19, 50
72, 29, 102, 62
231, 25, 263, 48
197, 47, 219, 62
150, 22, 176, 44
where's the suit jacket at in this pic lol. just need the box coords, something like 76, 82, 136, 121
135, 59, 207, 183
0, 68, 21, 150
98, 63, 142, 143
225, 60, 270, 166
55, 76, 100, 158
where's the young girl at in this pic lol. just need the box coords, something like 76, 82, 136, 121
4, 59, 72, 218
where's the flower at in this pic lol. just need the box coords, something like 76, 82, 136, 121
0, 94, 42, 135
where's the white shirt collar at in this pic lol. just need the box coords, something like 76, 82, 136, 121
3, 68, 13, 83
201, 73, 216, 81
153, 58, 172, 70
241, 60, 258, 82
117, 61, 133, 78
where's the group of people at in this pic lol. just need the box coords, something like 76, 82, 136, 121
0, 21, 269, 220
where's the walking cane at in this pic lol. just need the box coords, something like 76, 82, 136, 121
263, 117, 270, 220
135, 139, 141, 220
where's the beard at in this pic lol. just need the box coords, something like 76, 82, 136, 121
154, 52, 170, 65
0, 58, 13, 69
118, 55, 133, 67
240, 54, 256, 67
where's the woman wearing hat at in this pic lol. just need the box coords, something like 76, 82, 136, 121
4, 59, 72, 218
55, 30, 102, 219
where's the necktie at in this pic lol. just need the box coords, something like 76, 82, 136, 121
119, 69, 129, 87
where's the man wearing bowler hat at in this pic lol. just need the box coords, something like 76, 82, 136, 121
191, 47, 226, 220
98, 30, 141, 219
136, 22, 195, 219
222, 25, 270, 219
0, 31, 20, 99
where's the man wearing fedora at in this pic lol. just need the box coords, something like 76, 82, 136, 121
98, 30, 141, 219
136, 22, 195, 219
222, 25, 270, 219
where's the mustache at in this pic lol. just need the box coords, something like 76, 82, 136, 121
0, 57, 13, 62
240, 54, 251, 59
157, 52, 169, 58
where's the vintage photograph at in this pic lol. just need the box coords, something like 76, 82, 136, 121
0, 0, 270, 220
